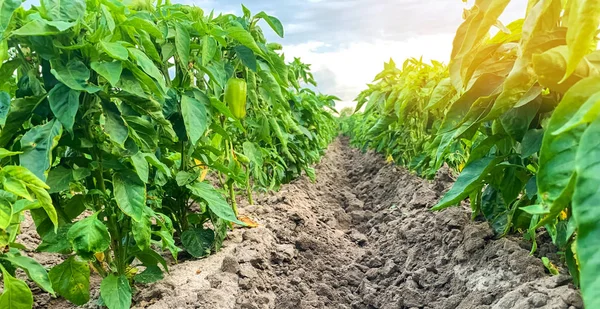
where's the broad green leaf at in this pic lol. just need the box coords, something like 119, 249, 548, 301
132, 214, 151, 251
553, 91, 600, 135
186, 182, 244, 225
101, 275, 131, 309
3, 255, 54, 294
41, 0, 85, 21
234, 45, 256, 72
175, 23, 190, 67
67, 213, 110, 259
37, 223, 72, 253
128, 48, 165, 90
564, 0, 600, 80
181, 228, 214, 258
432, 156, 503, 211
3, 176, 32, 201
113, 170, 146, 222
0, 0, 21, 40
0, 97, 40, 148
255, 12, 284, 38
258, 69, 286, 104
49, 256, 89, 306
144, 153, 171, 177
202, 36, 217, 66
425, 77, 454, 110
101, 100, 128, 147
19, 120, 63, 181
573, 116, 600, 309
91, 61, 122, 86
50, 60, 101, 93
121, 17, 162, 39
123, 115, 158, 150
131, 152, 149, 183
537, 77, 600, 207
48, 83, 81, 134
100, 41, 128, 61
0, 148, 20, 159
0, 197, 11, 229
133, 265, 163, 284
0, 266, 33, 309
243, 141, 263, 167
521, 129, 544, 158
12, 19, 62, 36
227, 25, 262, 55
181, 94, 208, 146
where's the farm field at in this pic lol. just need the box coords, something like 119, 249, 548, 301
0, 0, 598, 308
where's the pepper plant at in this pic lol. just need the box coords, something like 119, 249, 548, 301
343, 0, 600, 307
0, 0, 337, 308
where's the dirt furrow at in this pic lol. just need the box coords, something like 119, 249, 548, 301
43, 138, 583, 309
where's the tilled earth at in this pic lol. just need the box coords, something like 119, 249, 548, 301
38, 138, 582, 309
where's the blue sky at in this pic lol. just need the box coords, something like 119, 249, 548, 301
25, 0, 529, 110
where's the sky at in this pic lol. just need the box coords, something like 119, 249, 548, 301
24, 0, 529, 111
175, 0, 528, 111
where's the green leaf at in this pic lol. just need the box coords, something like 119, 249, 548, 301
227, 25, 262, 55
48, 83, 81, 134
573, 115, 600, 308
128, 48, 165, 91
46, 166, 73, 194
181, 94, 208, 146
432, 156, 502, 211
0, 197, 11, 229
67, 213, 110, 259
41, 0, 85, 21
12, 19, 62, 36
0, 148, 20, 159
175, 23, 190, 67
181, 228, 214, 258
130, 152, 149, 183
255, 12, 284, 38
538, 77, 600, 207
50, 60, 101, 93
521, 129, 544, 158
100, 41, 128, 61
134, 265, 163, 284
425, 77, 455, 110
0, 266, 33, 309
3, 255, 54, 294
37, 223, 72, 253
19, 120, 63, 181
234, 45, 256, 72
91, 61, 122, 86
187, 182, 244, 225
113, 170, 146, 222
0, 91, 10, 125
2, 176, 32, 201
0, 0, 22, 40
0, 97, 41, 148
132, 214, 151, 251
49, 256, 89, 306
202, 36, 217, 66
564, 0, 600, 81
101, 275, 132, 309
101, 100, 128, 147
258, 69, 285, 104
121, 17, 162, 39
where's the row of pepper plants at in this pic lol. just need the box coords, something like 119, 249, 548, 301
341, 0, 600, 307
0, 0, 338, 308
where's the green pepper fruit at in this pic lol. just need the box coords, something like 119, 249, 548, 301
225, 78, 247, 119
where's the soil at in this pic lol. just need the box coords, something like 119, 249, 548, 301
28, 138, 582, 309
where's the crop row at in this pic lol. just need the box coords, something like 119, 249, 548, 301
0, 1, 337, 308
341, 0, 600, 307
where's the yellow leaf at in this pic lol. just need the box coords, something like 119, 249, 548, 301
564, 0, 600, 81
238, 215, 259, 228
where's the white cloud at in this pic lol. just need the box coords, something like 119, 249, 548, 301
284, 33, 455, 111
